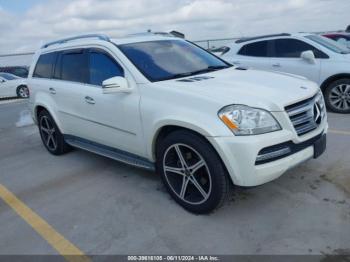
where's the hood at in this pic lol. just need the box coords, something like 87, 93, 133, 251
155, 67, 319, 112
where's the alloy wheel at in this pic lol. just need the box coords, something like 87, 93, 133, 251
40, 116, 57, 151
329, 84, 350, 111
18, 86, 29, 98
162, 143, 212, 205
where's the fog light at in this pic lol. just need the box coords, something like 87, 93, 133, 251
256, 146, 291, 163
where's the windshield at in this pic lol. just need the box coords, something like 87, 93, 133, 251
0, 73, 19, 80
118, 40, 231, 82
306, 35, 350, 54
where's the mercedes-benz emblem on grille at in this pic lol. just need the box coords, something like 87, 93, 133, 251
313, 101, 322, 125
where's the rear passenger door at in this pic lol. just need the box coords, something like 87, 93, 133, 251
232, 40, 272, 70
51, 49, 90, 136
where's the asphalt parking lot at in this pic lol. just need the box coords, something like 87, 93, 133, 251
0, 99, 349, 257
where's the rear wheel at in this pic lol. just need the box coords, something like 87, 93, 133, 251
156, 130, 230, 214
38, 110, 71, 155
324, 79, 350, 113
16, 85, 29, 98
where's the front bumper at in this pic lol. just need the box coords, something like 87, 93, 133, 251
208, 124, 328, 187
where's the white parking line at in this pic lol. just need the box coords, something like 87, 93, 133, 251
329, 129, 350, 136
0, 184, 91, 262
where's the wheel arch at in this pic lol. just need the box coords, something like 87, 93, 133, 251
34, 104, 64, 133
151, 124, 236, 187
16, 84, 27, 89
320, 74, 350, 91
153, 125, 199, 160
151, 124, 224, 167
16, 84, 28, 94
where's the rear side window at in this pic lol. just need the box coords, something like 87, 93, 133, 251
238, 41, 269, 57
273, 39, 328, 58
33, 53, 57, 78
88, 50, 124, 86
60, 50, 88, 83
13, 68, 28, 78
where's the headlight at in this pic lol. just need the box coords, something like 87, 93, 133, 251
218, 105, 281, 135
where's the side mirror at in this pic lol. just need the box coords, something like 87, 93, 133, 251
301, 50, 316, 64
102, 76, 132, 94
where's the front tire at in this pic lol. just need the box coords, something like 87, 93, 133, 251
156, 130, 231, 214
324, 79, 350, 114
38, 110, 71, 155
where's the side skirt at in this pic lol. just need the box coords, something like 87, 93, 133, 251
64, 135, 155, 171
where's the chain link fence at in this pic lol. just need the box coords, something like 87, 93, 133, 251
193, 37, 238, 50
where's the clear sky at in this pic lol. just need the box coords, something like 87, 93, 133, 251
0, 0, 349, 53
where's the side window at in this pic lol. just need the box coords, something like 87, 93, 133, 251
13, 68, 28, 78
88, 50, 124, 86
238, 41, 269, 57
273, 39, 328, 59
33, 53, 57, 78
61, 50, 88, 83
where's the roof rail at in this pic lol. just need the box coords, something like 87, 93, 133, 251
235, 33, 291, 44
41, 34, 111, 49
126, 30, 185, 39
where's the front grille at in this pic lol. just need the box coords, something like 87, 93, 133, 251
285, 93, 326, 136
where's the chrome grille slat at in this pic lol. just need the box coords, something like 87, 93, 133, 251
295, 122, 318, 135
290, 113, 313, 126
285, 93, 325, 136
287, 106, 313, 117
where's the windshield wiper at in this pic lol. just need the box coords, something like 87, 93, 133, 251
207, 65, 231, 70
160, 65, 231, 81
181, 65, 230, 76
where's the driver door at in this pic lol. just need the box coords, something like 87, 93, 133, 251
269, 38, 323, 83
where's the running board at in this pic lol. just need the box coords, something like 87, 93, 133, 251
64, 135, 155, 171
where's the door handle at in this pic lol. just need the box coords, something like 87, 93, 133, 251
49, 88, 56, 94
85, 96, 95, 104
272, 63, 281, 68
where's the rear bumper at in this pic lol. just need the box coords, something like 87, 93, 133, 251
208, 125, 327, 187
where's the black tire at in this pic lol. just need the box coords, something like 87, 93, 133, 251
38, 110, 71, 155
324, 78, 350, 114
156, 130, 231, 214
16, 85, 29, 98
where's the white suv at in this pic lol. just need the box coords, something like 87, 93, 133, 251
220, 33, 350, 113
28, 33, 328, 213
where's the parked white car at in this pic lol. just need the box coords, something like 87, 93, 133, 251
322, 33, 350, 50
28, 33, 327, 213
0, 73, 29, 98
220, 33, 350, 113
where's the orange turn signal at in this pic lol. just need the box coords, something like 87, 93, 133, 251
221, 115, 238, 130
